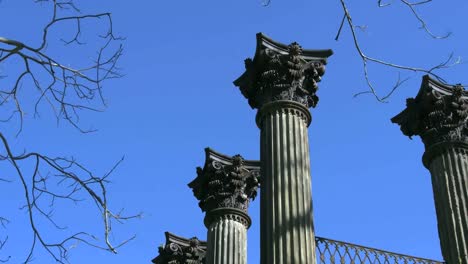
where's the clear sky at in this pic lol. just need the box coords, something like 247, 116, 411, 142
1, 0, 468, 263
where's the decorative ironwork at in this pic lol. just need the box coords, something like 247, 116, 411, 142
153, 233, 444, 264
315, 237, 444, 264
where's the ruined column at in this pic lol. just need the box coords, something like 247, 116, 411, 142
392, 75, 468, 264
234, 33, 333, 264
152, 232, 206, 264
188, 148, 260, 264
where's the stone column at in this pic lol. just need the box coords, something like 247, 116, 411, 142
152, 232, 206, 264
392, 75, 468, 264
188, 148, 260, 264
234, 33, 333, 264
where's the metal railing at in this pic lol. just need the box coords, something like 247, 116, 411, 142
316, 237, 444, 264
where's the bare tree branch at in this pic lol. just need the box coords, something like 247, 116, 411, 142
0, 1, 138, 263
263, 0, 458, 102
0, 236, 10, 263
378, 0, 391, 7
0, 0, 123, 135
337, 0, 459, 102
0, 132, 141, 263
382, 0, 451, 39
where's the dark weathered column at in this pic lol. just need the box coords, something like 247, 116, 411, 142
152, 232, 206, 264
392, 75, 468, 264
188, 148, 260, 264
234, 33, 333, 264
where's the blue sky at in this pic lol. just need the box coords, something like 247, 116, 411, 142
1, 0, 468, 263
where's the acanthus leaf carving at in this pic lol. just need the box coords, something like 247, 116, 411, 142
188, 149, 260, 213
392, 75, 468, 147
234, 33, 332, 109
152, 232, 206, 264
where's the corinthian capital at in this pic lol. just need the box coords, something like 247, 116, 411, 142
152, 232, 206, 264
392, 75, 468, 147
233, 33, 333, 109
188, 148, 260, 213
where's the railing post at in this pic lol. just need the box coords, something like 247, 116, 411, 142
234, 33, 333, 264
188, 148, 260, 264
392, 75, 468, 264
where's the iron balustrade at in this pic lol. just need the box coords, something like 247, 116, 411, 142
316, 237, 444, 264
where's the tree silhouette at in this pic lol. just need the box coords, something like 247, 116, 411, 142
0, 1, 139, 263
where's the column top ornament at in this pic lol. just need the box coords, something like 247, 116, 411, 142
392, 75, 468, 147
152, 232, 206, 264
188, 148, 260, 214
233, 33, 333, 109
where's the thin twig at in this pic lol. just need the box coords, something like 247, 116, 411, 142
337, 0, 459, 102
0, 1, 136, 263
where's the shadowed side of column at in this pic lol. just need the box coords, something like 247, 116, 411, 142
392, 75, 468, 263
206, 212, 249, 264
426, 146, 468, 263
259, 102, 315, 264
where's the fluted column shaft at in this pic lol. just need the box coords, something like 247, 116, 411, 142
205, 209, 250, 264
234, 33, 331, 264
258, 101, 315, 264
424, 142, 468, 264
392, 76, 468, 263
